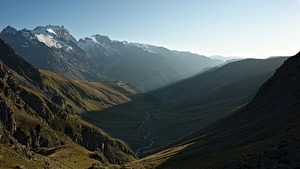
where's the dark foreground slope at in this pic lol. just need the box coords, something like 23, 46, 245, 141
0, 39, 137, 168
127, 52, 300, 168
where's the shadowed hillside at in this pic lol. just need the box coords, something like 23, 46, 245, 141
144, 57, 287, 148
126, 52, 300, 168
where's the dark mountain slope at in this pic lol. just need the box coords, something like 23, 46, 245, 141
129, 52, 300, 168
0, 39, 137, 168
0, 36, 41, 84
144, 57, 287, 148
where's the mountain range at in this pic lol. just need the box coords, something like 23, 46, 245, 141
0, 25, 223, 91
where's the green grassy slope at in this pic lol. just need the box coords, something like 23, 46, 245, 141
40, 69, 139, 113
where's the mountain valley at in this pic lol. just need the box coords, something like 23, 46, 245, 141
0, 24, 299, 169
82, 56, 287, 151
126, 52, 300, 169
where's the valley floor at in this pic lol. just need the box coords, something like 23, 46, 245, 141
135, 111, 154, 157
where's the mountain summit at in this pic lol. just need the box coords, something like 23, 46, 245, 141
33, 25, 77, 43
30, 25, 77, 48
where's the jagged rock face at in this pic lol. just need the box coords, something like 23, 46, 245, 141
0, 26, 104, 82
0, 38, 135, 165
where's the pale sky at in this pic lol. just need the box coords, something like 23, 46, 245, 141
1, 0, 300, 58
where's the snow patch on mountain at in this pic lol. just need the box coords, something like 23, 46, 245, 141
78, 37, 97, 50
35, 34, 62, 48
130, 43, 156, 53
46, 28, 57, 35
90, 36, 100, 44
79, 35, 116, 55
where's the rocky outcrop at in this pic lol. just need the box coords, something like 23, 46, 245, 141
65, 122, 134, 163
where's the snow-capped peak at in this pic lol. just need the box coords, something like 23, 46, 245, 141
78, 35, 118, 56
79, 34, 112, 48
78, 37, 98, 50
32, 25, 77, 43
17, 25, 75, 51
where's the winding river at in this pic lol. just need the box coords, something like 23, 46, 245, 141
135, 111, 154, 157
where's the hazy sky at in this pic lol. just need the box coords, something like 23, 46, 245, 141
1, 0, 300, 58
